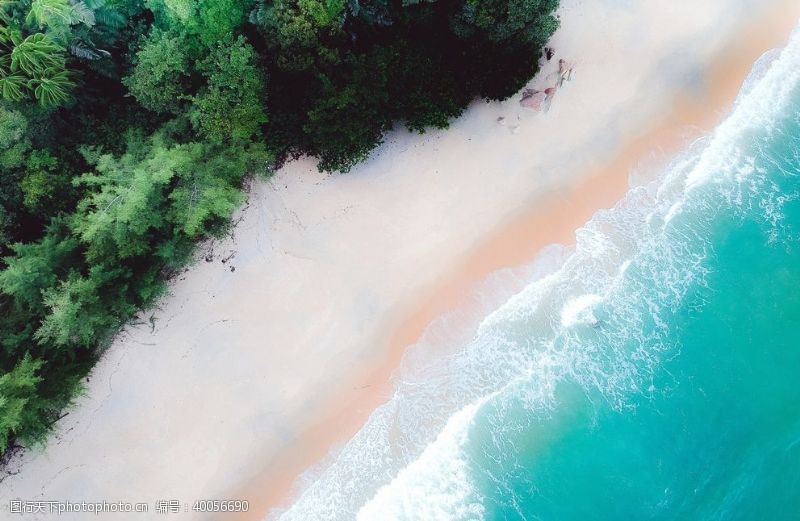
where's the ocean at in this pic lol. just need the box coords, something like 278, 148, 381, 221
275, 26, 800, 521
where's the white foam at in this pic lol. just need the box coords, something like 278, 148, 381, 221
686, 27, 800, 190
356, 396, 493, 521
560, 294, 604, 327
273, 24, 800, 521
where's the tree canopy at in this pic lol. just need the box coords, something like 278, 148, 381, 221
0, 0, 559, 454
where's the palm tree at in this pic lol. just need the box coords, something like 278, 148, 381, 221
10, 33, 66, 75
0, 69, 27, 101
0, 0, 124, 105
27, 65, 74, 106
0, 33, 72, 106
25, 0, 74, 30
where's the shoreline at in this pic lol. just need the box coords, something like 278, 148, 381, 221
230, 6, 800, 520
4, 2, 799, 519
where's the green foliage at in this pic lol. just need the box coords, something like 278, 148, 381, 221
72, 132, 267, 257
188, 0, 252, 46
0, 33, 74, 107
123, 30, 188, 113
451, 0, 560, 44
169, 141, 269, 235
0, 71, 27, 102
35, 268, 127, 347
20, 149, 62, 211
302, 52, 390, 171
26, 0, 75, 31
0, 0, 560, 456
0, 321, 86, 451
189, 35, 267, 143
256, 0, 559, 170
73, 137, 180, 260
0, 105, 29, 169
9, 33, 66, 75
0, 105, 29, 248
28, 65, 75, 106
255, 0, 346, 71
0, 0, 127, 107
0, 355, 43, 449
146, 0, 252, 47
0, 224, 79, 312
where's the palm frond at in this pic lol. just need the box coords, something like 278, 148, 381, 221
69, 0, 95, 26
0, 71, 27, 101
68, 39, 109, 60
93, 7, 124, 28
27, 65, 74, 106
10, 33, 66, 75
25, 0, 75, 28
80, 0, 104, 10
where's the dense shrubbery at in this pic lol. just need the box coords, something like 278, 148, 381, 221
0, 0, 559, 454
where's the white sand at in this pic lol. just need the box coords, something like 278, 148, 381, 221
2, 1, 797, 519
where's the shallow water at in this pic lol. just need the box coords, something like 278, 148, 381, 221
276, 26, 800, 521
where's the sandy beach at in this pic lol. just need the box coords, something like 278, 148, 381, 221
3, 0, 799, 519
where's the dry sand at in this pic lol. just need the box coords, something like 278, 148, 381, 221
3, 1, 799, 520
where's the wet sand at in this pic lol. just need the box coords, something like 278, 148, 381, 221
3, 2, 798, 520
227, 5, 800, 520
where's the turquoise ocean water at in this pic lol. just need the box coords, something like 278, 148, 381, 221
275, 27, 800, 521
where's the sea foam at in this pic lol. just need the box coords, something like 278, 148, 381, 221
273, 25, 800, 521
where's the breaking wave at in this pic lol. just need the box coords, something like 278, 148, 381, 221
273, 26, 800, 521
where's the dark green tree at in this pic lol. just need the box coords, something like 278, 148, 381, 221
190, 35, 267, 144
0, 0, 560, 455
